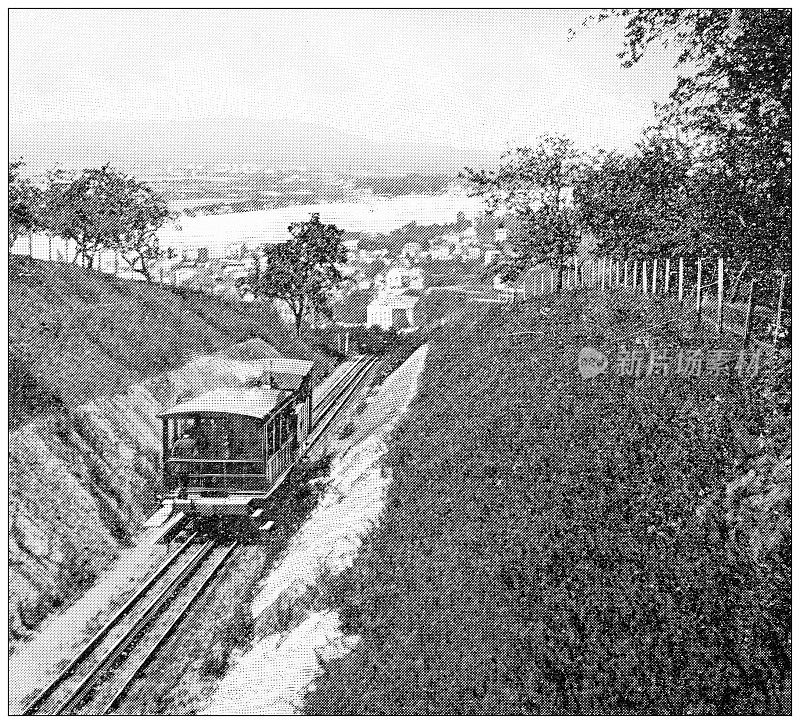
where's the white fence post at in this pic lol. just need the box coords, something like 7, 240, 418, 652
716, 257, 724, 336
774, 272, 787, 348
678, 257, 684, 303
642, 260, 648, 296
696, 258, 703, 319
664, 258, 671, 295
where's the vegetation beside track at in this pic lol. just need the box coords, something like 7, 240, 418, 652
305, 290, 790, 715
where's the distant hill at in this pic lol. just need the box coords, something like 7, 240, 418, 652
9, 116, 491, 174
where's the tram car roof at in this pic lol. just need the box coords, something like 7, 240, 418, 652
254, 357, 314, 392
158, 388, 288, 421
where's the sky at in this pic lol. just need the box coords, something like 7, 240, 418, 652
9, 9, 681, 167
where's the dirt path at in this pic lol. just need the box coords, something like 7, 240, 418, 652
9, 527, 168, 713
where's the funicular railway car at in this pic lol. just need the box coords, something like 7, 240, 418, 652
156, 358, 314, 525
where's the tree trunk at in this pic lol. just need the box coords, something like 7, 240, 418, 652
293, 300, 305, 337
137, 259, 152, 281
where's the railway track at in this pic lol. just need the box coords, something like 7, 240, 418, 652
23, 538, 239, 715
308, 355, 380, 448
23, 355, 379, 716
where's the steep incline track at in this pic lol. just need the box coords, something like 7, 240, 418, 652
23, 355, 381, 715
23, 539, 238, 715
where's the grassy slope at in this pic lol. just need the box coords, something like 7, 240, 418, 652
9, 256, 315, 428
305, 290, 791, 715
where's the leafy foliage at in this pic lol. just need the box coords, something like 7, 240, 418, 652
598, 9, 790, 292
463, 136, 583, 289
9, 160, 43, 247
575, 134, 694, 259
248, 213, 348, 333
42, 164, 173, 278
472, 10, 790, 309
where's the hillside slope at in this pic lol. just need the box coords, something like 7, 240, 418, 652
9, 256, 318, 428
8, 256, 335, 649
306, 290, 791, 715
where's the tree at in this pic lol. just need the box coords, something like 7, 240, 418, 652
115, 178, 173, 280
574, 133, 694, 261
9, 160, 42, 250
43, 164, 171, 274
463, 135, 585, 290
248, 213, 348, 334
604, 8, 791, 290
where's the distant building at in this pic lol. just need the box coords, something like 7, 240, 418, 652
221, 264, 249, 281
386, 267, 425, 290
172, 265, 197, 287
401, 241, 423, 259
494, 227, 508, 245
367, 293, 420, 330
484, 249, 502, 265
461, 246, 482, 261
430, 244, 453, 260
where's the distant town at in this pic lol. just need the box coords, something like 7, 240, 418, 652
10, 164, 524, 333
130, 211, 510, 332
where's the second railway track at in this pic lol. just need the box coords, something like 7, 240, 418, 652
23, 538, 239, 715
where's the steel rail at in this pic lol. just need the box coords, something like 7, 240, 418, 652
312, 355, 372, 421
26, 356, 379, 716
22, 533, 198, 715
307, 356, 380, 449
100, 541, 240, 715
49, 540, 216, 715
316, 356, 375, 418
312, 355, 366, 413
312, 357, 374, 430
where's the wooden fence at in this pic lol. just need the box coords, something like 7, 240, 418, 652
501, 256, 790, 345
